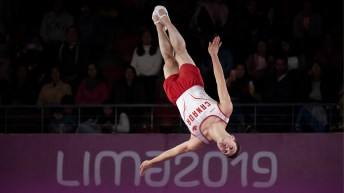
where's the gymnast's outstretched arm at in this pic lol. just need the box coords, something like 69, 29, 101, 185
140, 136, 203, 176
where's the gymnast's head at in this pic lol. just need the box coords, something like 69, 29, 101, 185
217, 135, 241, 159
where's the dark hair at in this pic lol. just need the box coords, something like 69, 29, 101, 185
136, 29, 158, 56
228, 139, 241, 159
50, 65, 61, 72
65, 25, 79, 36
311, 60, 323, 68
274, 52, 288, 63
48, 64, 64, 80
125, 65, 137, 76
86, 63, 102, 79
309, 60, 323, 74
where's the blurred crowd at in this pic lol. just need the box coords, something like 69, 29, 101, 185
0, 0, 342, 133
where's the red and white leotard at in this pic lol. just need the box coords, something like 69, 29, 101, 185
164, 64, 229, 144
176, 85, 229, 144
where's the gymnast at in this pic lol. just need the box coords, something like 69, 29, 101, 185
140, 5, 240, 176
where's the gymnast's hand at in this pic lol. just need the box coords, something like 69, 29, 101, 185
208, 36, 222, 56
140, 160, 153, 176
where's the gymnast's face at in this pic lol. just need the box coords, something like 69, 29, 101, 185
217, 135, 237, 157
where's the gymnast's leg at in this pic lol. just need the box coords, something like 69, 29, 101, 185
155, 6, 196, 67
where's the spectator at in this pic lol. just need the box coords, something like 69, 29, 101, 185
58, 25, 91, 91
295, 103, 328, 133
245, 39, 272, 92
314, 32, 343, 76
314, 32, 343, 95
112, 65, 146, 132
4, 63, 41, 132
296, 61, 333, 103
7, 65, 39, 105
23, 34, 49, 85
292, 1, 323, 57
260, 6, 284, 46
76, 3, 101, 45
130, 29, 162, 103
75, 63, 109, 105
277, 37, 307, 72
40, 0, 74, 44
112, 65, 145, 104
26, 34, 44, 52
227, 63, 257, 103
295, 60, 339, 132
295, 61, 331, 132
48, 107, 76, 133
226, 63, 257, 132
97, 105, 115, 133
189, 0, 229, 47
76, 3, 104, 62
97, 103, 130, 133
37, 66, 72, 106
261, 54, 298, 103
292, 1, 322, 39
258, 54, 298, 132
295, 61, 333, 132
